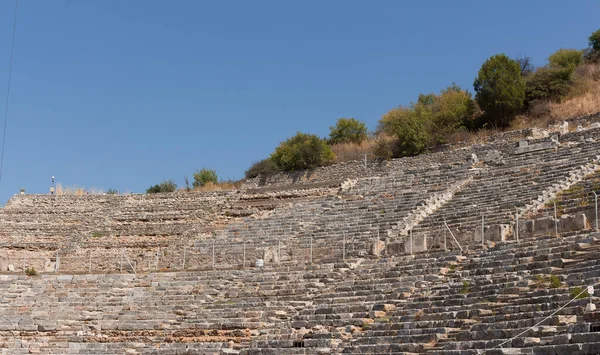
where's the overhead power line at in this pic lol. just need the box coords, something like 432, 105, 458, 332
0, 0, 19, 183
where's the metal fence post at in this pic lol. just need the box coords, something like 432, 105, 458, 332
342, 232, 346, 262
363, 153, 367, 169
515, 209, 519, 243
55, 250, 59, 273
594, 191, 599, 232
120, 249, 123, 272
444, 226, 447, 251
88, 249, 92, 273
309, 236, 313, 264
155, 248, 159, 271
409, 228, 413, 255
182, 246, 187, 270
554, 200, 558, 236
481, 214, 485, 247
212, 241, 215, 269
278, 240, 281, 264
243, 242, 246, 268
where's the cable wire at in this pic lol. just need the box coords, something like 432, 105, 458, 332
0, 0, 19, 183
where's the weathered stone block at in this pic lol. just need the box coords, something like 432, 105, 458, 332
370, 240, 386, 257
404, 235, 427, 253
559, 214, 588, 233
534, 217, 556, 236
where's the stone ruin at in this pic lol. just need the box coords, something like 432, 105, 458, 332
1, 115, 600, 353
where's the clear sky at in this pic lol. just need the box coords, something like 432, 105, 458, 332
0, 0, 598, 203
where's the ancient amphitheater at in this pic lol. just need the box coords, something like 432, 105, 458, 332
1, 115, 600, 354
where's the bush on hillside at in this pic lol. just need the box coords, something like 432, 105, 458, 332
548, 49, 584, 72
271, 132, 335, 171
245, 158, 281, 178
193, 168, 218, 188
429, 84, 476, 144
585, 29, 600, 63
146, 179, 177, 193
525, 67, 572, 105
474, 54, 525, 127
328, 118, 368, 145
372, 136, 393, 161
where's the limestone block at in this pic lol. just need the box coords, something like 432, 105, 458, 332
534, 217, 556, 236
473, 225, 489, 242
560, 121, 569, 134
370, 240, 386, 257
559, 214, 588, 233
591, 122, 600, 129
385, 242, 404, 256
404, 234, 427, 253
0, 257, 7, 271
488, 224, 511, 242
518, 219, 535, 238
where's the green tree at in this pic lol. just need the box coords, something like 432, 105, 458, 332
525, 67, 572, 105
474, 54, 525, 127
590, 29, 600, 52
383, 105, 431, 157
585, 29, 600, 63
548, 49, 583, 71
245, 158, 281, 178
193, 168, 218, 188
328, 118, 368, 145
372, 136, 393, 161
271, 132, 335, 171
146, 179, 177, 193
430, 84, 475, 143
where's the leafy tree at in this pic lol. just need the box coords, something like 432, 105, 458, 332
193, 168, 218, 188
473, 54, 525, 127
585, 29, 600, 63
245, 158, 281, 178
590, 29, 600, 52
384, 105, 431, 157
525, 67, 572, 105
271, 132, 335, 171
372, 136, 393, 161
430, 84, 476, 143
548, 49, 583, 71
146, 179, 177, 193
328, 118, 368, 145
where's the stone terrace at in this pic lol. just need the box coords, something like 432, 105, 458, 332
0, 119, 599, 353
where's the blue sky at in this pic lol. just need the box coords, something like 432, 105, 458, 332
0, 0, 598, 203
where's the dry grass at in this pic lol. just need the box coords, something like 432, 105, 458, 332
191, 181, 243, 192
548, 82, 600, 119
330, 140, 375, 163
55, 183, 104, 196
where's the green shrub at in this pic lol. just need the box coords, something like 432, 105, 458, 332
548, 49, 584, 71
328, 118, 368, 145
245, 158, 281, 178
474, 54, 526, 127
271, 132, 335, 171
430, 84, 476, 144
525, 67, 572, 105
393, 105, 431, 157
146, 179, 177, 193
549, 275, 561, 289
193, 168, 218, 188
585, 29, 600, 63
371, 136, 393, 161
106, 188, 119, 195
25, 267, 38, 276
570, 286, 589, 299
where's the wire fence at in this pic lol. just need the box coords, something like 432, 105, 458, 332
7, 188, 600, 275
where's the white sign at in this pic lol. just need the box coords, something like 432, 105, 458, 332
588, 286, 594, 295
